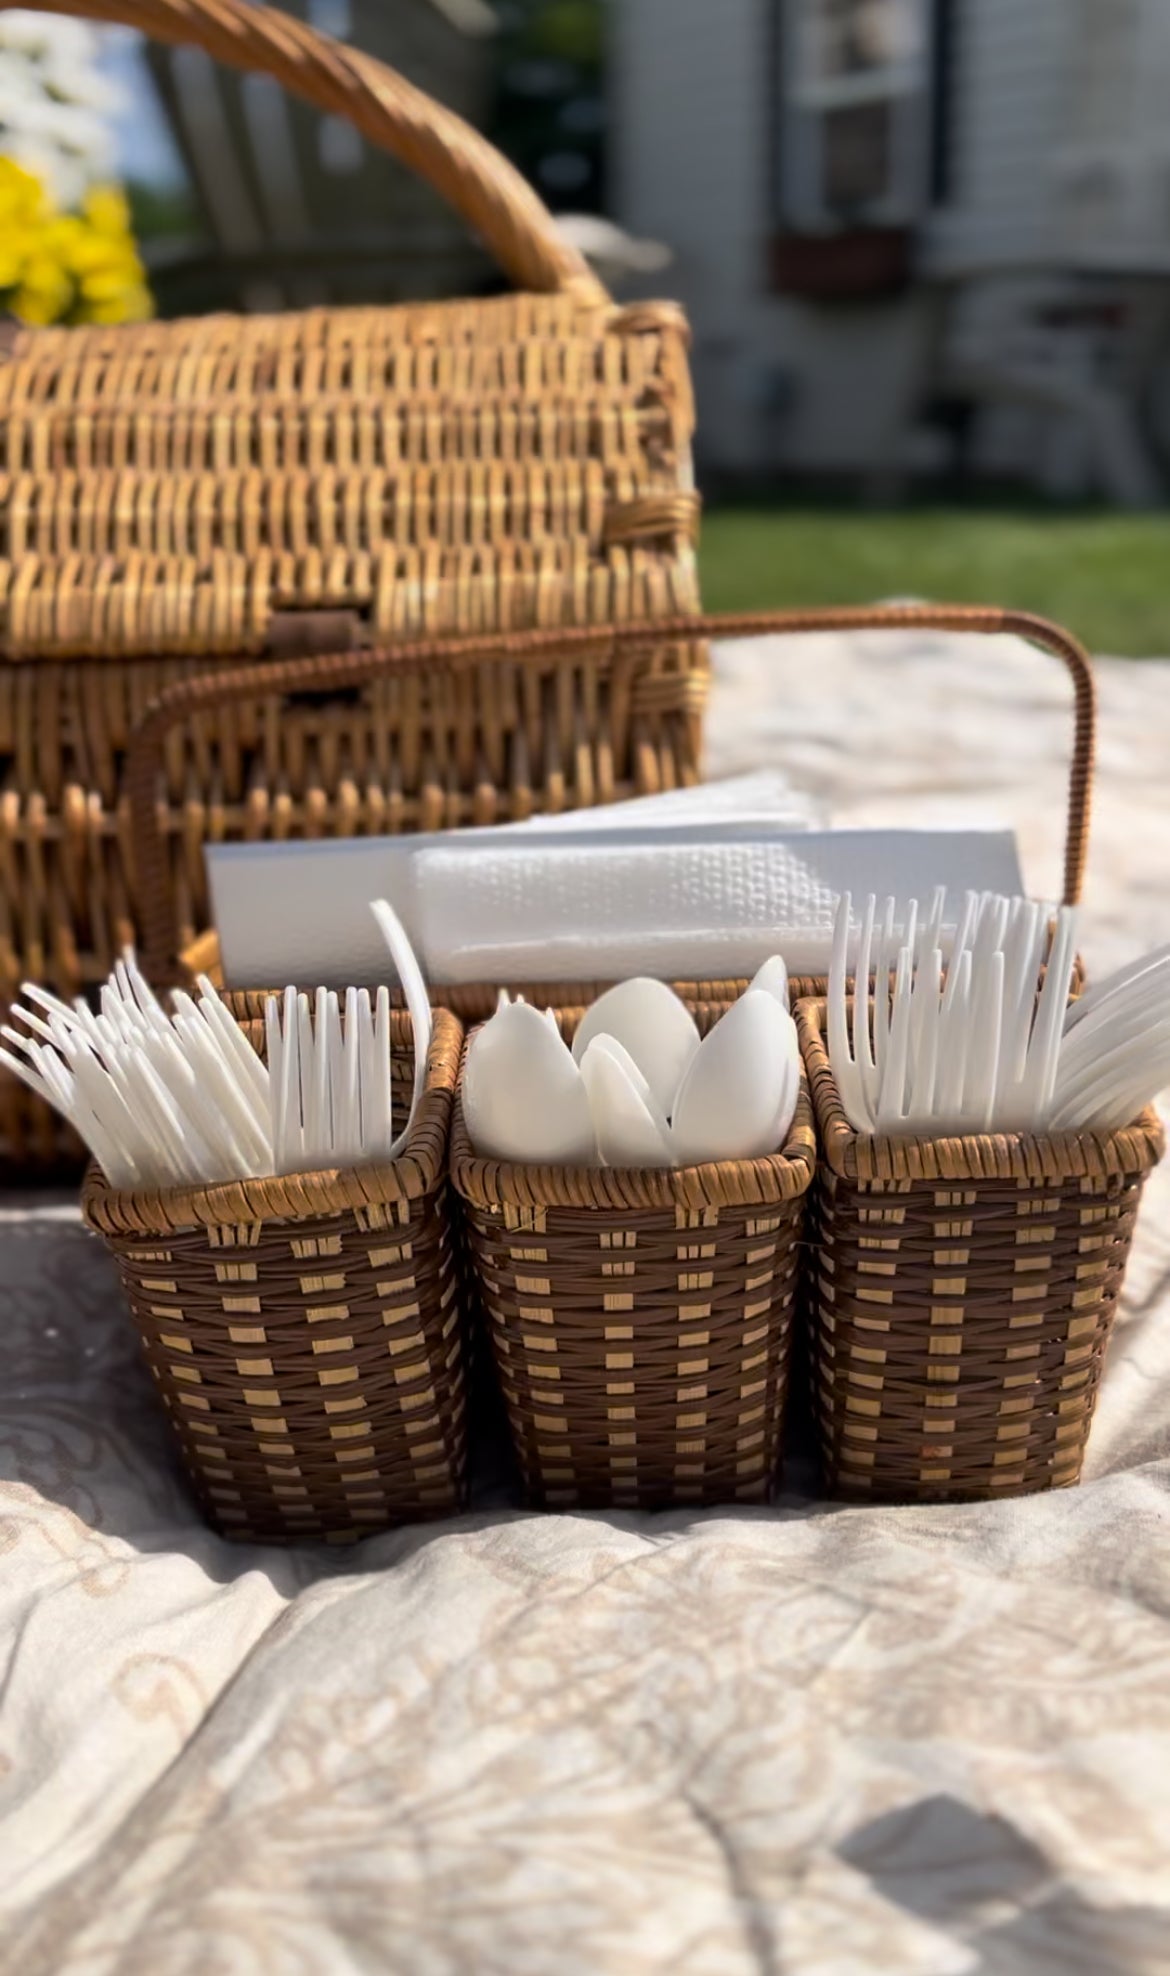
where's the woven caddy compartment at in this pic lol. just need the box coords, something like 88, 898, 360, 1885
82, 1007, 468, 1543
0, 0, 704, 1169
117, 601, 1099, 1015
796, 998, 1164, 1503
450, 1007, 817, 1511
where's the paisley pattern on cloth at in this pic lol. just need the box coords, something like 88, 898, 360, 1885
2, 630, 1169, 1976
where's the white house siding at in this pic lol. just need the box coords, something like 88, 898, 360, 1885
611, 0, 1165, 479
1051, 0, 1170, 261
611, 0, 775, 473
930, 0, 1070, 272
611, 0, 949, 476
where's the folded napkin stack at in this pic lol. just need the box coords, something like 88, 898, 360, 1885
209, 808, 1024, 991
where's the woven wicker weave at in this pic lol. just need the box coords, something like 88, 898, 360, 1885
0, 0, 703, 1168
82, 1007, 468, 1542
451, 1007, 817, 1511
796, 998, 1163, 1502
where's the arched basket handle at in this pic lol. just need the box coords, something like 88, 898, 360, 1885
123, 603, 1096, 981
0, 0, 607, 301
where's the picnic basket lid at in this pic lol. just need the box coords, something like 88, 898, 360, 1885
0, 0, 701, 666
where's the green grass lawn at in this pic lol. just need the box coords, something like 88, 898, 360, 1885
698, 508, 1170, 657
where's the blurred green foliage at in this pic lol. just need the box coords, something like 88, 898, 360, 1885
521, 1, 604, 64
126, 178, 201, 244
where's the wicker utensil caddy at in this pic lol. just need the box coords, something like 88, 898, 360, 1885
796, 998, 1164, 1502
86, 587, 1158, 1521
0, 0, 704, 1169
81, 1006, 468, 1543
451, 1007, 817, 1511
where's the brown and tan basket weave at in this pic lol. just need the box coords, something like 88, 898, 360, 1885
82, 1006, 468, 1543
796, 998, 1163, 1503
115, 602, 1098, 1004
0, 0, 704, 1168
451, 1007, 817, 1511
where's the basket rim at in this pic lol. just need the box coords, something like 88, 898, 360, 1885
214, 972, 833, 1020
796, 996, 1165, 1185
80, 1006, 462, 1237
449, 1015, 817, 1214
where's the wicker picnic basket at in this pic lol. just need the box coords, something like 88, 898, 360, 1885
0, 0, 704, 1169
450, 1006, 817, 1511
115, 602, 1098, 1005
81, 1005, 469, 1543
796, 998, 1164, 1501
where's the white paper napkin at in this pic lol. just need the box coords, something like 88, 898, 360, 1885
209, 827, 1024, 989
501, 771, 821, 833
414, 831, 1025, 985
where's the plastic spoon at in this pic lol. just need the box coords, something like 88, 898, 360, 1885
572, 977, 699, 1119
671, 989, 799, 1165
578, 1035, 675, 1167
463, 1000, 597, 1165
749, 955, 791, 1011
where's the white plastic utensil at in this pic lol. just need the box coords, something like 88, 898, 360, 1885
343, 987, 362, 1164
907, 946, 942, 1120
934, 947, 973, 1122
970, 948, 1006, 1130
829, 892, 873, 1133
462, 1001, 597, 1165
998, 900, 1043, 1099
262, 975, 409, 1174
828, 892, 1093, 1139
578, 1035, 676, 1167
464, 968, 801, 1169
872, 895, 897, 1097
749, 955, 791, 1010
571, 977, 700, 1117
1049, 1020, 1170, 1129
6, 957, 275, 1188
279, 986, 304, 1173
1063, 943, 1170, 1033
1057, 962, 1170, 1087
670, 989, 798, 1165
1052, 986, 1170, 1111
853, 894, 879, 1123
371, 898, 433, 1158
1017, 906, 1078, 1123
375, 986, 394, 1159
875, 947, 913, 1132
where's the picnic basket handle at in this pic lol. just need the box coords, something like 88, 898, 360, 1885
125, 603, 1095, 981
1, 0, 606, 303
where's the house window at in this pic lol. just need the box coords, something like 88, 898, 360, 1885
776, 0, 932, 229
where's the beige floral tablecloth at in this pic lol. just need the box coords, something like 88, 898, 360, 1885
2, 629, 1169, 1976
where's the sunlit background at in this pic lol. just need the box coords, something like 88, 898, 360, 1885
3, 0, 1169, 653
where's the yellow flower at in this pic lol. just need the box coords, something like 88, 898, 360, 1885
0, 157, 49, 230
13, 254, 73, 327
82, 185, 134, 237
0, 160, 153, 327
